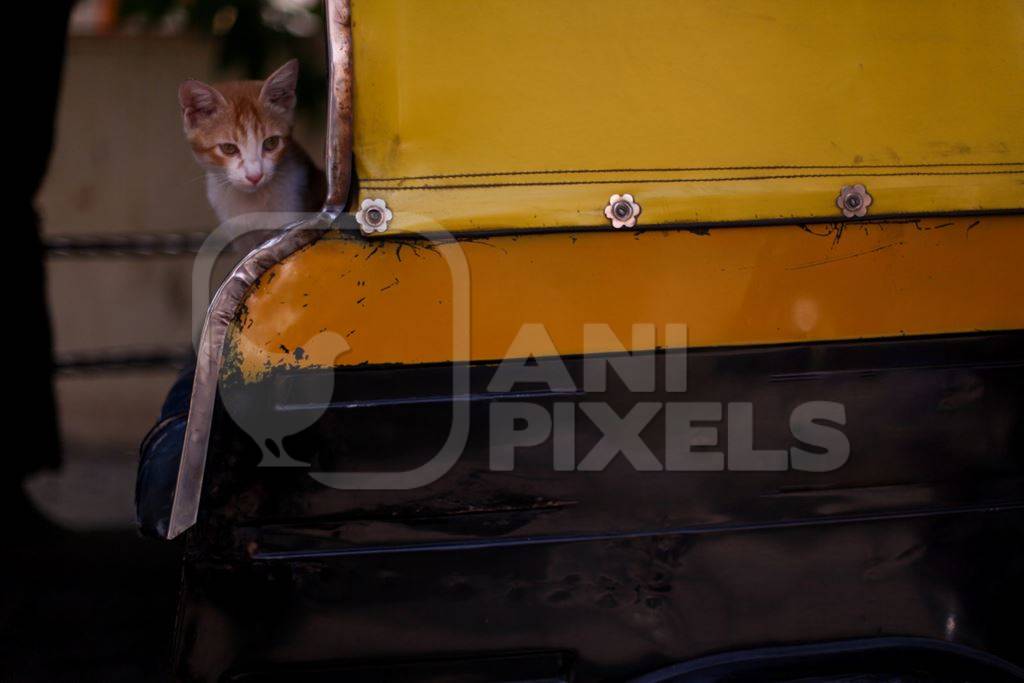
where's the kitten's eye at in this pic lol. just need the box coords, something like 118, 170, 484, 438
219, 143, 239, 156
262, 136, 281, 152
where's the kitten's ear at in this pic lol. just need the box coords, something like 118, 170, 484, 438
260, 59, 299, 114
178, 80, 225, 129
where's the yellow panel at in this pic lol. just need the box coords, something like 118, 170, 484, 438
350, 0, 1024, 235
228, 216, 1023, 380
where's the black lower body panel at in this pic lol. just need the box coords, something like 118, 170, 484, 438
176, 331, 1024, 681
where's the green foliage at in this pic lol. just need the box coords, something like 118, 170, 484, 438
120, 0, 326, 115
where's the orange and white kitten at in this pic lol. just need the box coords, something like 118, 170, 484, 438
178, 60, 325, 222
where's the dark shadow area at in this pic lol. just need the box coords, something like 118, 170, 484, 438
2, 509, 181, 682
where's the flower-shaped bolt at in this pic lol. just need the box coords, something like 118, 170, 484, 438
604, 193, 641, 229
355, 198, 393, 234
836, 184, 873, 218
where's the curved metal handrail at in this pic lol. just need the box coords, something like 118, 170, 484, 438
166, 0, 353, 539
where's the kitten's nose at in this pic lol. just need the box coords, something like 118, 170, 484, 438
246, 171, 263, 185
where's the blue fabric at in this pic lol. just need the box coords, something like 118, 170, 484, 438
135, 360, 194, 539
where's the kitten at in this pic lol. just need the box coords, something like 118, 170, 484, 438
178, 60, 325, 223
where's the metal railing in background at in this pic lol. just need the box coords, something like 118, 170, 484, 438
46, 231, 206, 372
55, 346, 193, 374
45, 231, 210, 258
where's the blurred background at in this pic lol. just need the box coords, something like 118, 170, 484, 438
33, 0, 326, 530
8, 1, 326, 680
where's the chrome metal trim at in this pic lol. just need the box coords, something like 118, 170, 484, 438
604, 193, 641, 229
324, 0, 353, 212
166, 0, 354, 539
355, 198, 392, 234
275, 388, 585, 413
837, 183, 873, 218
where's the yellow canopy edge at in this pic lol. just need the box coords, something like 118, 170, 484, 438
351, 0, 1024, 235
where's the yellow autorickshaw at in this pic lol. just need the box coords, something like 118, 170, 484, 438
141, 1, 1024, 680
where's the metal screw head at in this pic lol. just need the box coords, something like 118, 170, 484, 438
604, 193, 641, 229
836, 184, 872, 218
355, 198, 393, 234
612, 200, 633, 220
